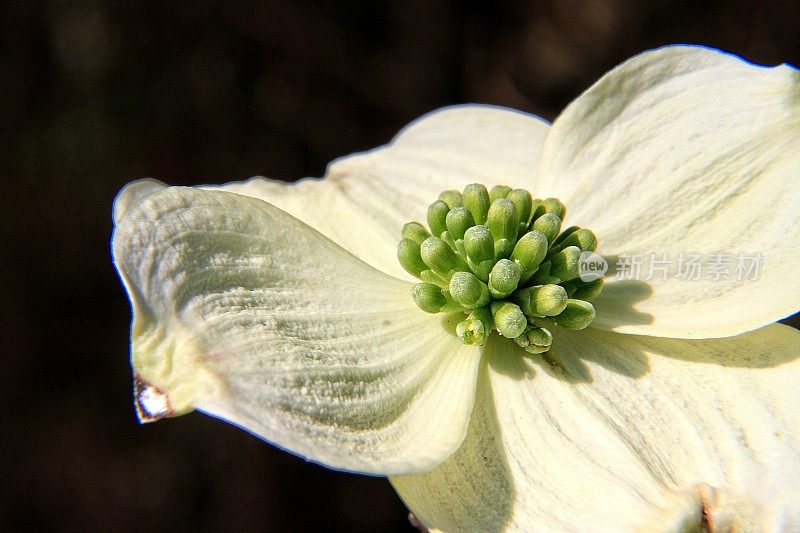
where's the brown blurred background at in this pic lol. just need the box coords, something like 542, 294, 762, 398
1, 1, 798, 531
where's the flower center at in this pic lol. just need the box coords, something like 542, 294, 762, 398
397, 184, 603, 353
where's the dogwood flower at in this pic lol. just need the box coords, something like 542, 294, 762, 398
113, 46, 800, 531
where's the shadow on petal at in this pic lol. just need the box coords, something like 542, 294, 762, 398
391, 358, 516, 532
591, 256, 656, 329
486, 319, 650, 385
546, 328, 651, 384
635, 323, 800, 369
486, 336, 537, 381
507, 322, 800, 385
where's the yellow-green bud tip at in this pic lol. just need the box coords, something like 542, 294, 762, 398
491, 302, 527, 339
515, 326, 553, 354
449, 271, 491, 309
456, 307, 493, 346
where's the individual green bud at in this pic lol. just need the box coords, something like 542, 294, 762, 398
463, 183, 490, 225
559, 228, 597, 252
530, 203, 545, 222
488, 259, 521, 298
401, 222, 430, 245
464, 225, 494, 281
531, 213, 562, 245
549, 246, 581, 282
449, 271, 491, 309
506, 189, 533, 228
514, 284, 569, 317
445, 206, 475, 241
489, 184, 512, 203
491, 301, 527, 339
511, 231, 548, 283
397, 238, 427, 277
552, 226, 581, 248
514, 326, 553, 354
411, 283, 447, 313
420, 236, 466, 277
456, 306, 493, 346
572, 278, 604, 300
549, 299, 596, 330
438, 189, 463, 209
487, 198, 519, 259
464, 225, 494, 262
427, 200, 450, 238
541, 198, 566, 219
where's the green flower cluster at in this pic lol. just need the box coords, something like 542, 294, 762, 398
397, 184, 604, 352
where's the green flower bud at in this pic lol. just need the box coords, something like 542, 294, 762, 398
401, 222, 430, 245
449, 271, 491, 309
514, 284, 568, 317
552, 226, 580, 248
400, 184, 600, 346
506, 189, 533, 228
531, 203, 545, 222
397, 238, 427, 277
456, 306, 493, 346
549, 246, 581, 282
488, 259, 521, 298
464, 225, 494, 281
427, 200, 450, 238
411, 283, 447, 313
572, 278, 604, 300
514, 326, 553, 354
487, 198, 519, 259
531, 213, 562, 245
489, 184, 512, 203
463, 183, 490, 225
541, 198, 566, 219
549, 299, 596, 330
491, 302, 527, 339
511, 230, 548, 283
559, 228, 597, 252
438, 189, 463, 209
464, 225, 493, 262
445, 206, 476, 241
420, 236, 466, 278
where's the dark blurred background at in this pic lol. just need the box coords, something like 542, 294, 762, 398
1, 1, 798, 531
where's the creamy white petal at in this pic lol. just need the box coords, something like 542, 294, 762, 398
112, 186, 482, 475
392, 324, 800, 532
112, 178, 167, 224
206, 105, 550, 279
537, 46, 800, 338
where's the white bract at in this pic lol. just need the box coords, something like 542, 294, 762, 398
113, 46, 800, 531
